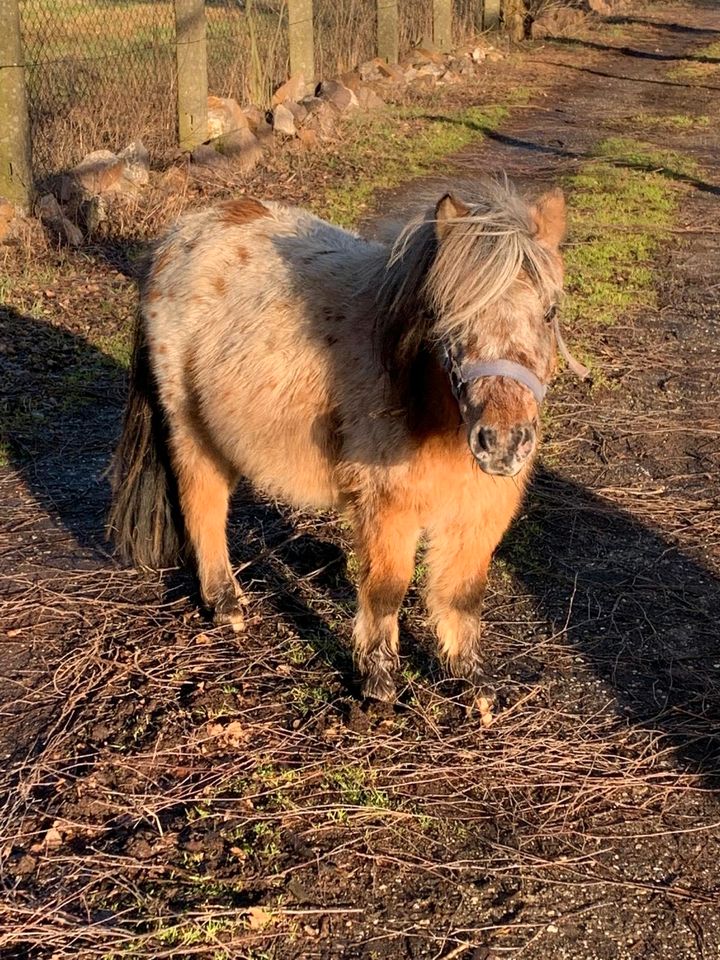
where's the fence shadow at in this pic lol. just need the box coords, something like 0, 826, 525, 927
547, 35, 720, 63
526, 57, 720, 93
418, 113, 720, 197
606, 14, 720, 37
2, 297, 720, 782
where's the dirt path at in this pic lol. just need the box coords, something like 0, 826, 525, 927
2, 3, 720, 958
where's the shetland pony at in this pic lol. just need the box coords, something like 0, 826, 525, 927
108, 182, 570, 701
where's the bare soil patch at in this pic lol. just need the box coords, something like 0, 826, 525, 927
2, 3, 720, 958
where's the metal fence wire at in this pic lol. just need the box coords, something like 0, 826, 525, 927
18, 1, 177, 178
17, 0, 487, 180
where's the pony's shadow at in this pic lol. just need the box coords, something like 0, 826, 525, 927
501, 469, 720, 781
3, 304, 720, 781
0, 301, 356, 682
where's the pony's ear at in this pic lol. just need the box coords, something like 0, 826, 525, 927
435, 193, 471, 240
530, 188, 566, 250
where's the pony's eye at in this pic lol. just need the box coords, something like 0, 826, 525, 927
545, 305, 558, 323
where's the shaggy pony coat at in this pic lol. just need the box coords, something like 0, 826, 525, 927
109, 183, 566, 700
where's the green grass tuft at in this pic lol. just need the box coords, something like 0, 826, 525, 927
667, 40, 720, 81
563, 136, 696, 331
624, 112, 711, 131
319, 103, 516, 227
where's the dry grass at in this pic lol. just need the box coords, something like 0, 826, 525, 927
1, 527, 718, 958
3, 5, 720, 957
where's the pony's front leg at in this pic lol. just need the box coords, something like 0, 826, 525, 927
351, 504, 419, 702
425, 519, 502, 690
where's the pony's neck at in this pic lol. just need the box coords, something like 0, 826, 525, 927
404, 345, 464, 445
372, 221, 438, 378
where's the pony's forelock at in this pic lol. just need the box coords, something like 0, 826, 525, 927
377, 180, 564, 358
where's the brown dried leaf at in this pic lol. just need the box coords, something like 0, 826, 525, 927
246, 906, 274, 930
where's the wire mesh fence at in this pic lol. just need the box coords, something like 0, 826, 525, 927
14, 0, 490, 182
18, 0, 178, 178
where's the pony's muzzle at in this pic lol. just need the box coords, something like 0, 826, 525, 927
468, 421, 536, 476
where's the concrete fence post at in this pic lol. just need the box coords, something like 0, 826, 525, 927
288, 0, 314, 82
377, 0, 398, 63
484, 0, 502, 31
0, 0, 32, 211
174, 0, 208, 150
432, 0, 452, 52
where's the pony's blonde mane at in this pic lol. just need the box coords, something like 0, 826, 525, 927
375, 179, 564, 369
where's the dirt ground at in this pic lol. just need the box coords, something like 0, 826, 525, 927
2, 2, 720, 957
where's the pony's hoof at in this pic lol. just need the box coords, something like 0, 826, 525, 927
361, 671, 396, 703
213, 585, 247, 633
447, 657, 497, 708
214, 606, 245, 633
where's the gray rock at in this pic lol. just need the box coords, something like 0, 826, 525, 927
207, 96, 249, 139
190, 143, 230, 169
416, 61, 446, 77
284, 99, 309, 123
72, 150, 126, 195
36, 194, 83, 247
271, 73, 308, 107
376, 61, 406, 83
301, 100, 338, 140
355, 86, 385, 111
118, 140, 150, 186
359, 58, 383, 82
317, 79, 359, 113
298, 95, 324, 113
242, 106, 274, 144
80, 195, 108, 235
272, 102, 297, 137
215, 127, 263, 173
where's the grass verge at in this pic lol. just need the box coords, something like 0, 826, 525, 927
318, 95, 529, 227
563, 136, 698, 333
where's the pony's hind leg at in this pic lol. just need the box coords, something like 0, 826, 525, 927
169, 428, 245, 630
351, 502, 419, 702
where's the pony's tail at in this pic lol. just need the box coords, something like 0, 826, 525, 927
106, 317, 182, 569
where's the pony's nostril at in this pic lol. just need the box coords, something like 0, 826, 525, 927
514, 424, 536, 461
474, 425, 496, 454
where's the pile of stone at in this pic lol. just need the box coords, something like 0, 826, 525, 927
530, 0, 619, 38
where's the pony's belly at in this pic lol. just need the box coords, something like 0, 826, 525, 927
205, 396, 341, 511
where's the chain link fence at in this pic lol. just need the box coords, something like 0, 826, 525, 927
18, 1, 177, 178
13, 0, 492, 183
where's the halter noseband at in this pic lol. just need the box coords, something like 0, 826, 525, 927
441, 309, 590, 414
443, 351, 547, 408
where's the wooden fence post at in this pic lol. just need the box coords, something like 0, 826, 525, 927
288, 0, 314, 82
0, 0, 32, 211
504, 0, 525, 41
174, 0, 208, 151
484, 0, 502, 31
377, 0, 398, 63
432, 0, 452, 52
